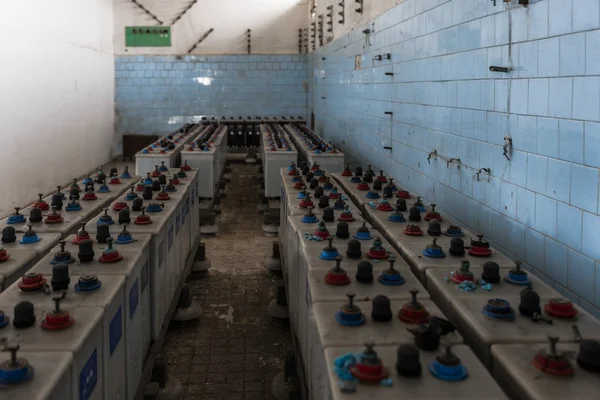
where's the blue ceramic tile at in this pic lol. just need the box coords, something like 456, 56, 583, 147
573, 0, 600, 32
545, 237, 568, 286
586, 30, 600, 75
510, 79, 529, 115
535, 194, 557, 238
481, 14, 495, 47
584, 122, 600, 168
517, 187, 536, 226
557, 202, 583, 251
461, 109, 474, 138
559, 120, 584, 163
553, 283, 580, 303
485, 176, 501, 211
597, 261, 600, 306
518, 41, 538, 78
494, 80, 508, 113
536, 117, 559, 158
560, 33, 586, 76
490, 210, 508, 249
582, 211, 600, 260
525, 227, 546, 270
473, 110, 487, 141
500, 181, 517, 219
511, 7, 528, 43
486, 112, 502, 144
549, 0, 573, 36
477, 202, 493, 238
571, 164, 599, 213
572, 77, 600, 122
579, 298, 600, 319
526, 154, 548, 193
568, 249, 596, 303
548, 78, 573, 119
506, 218, 526, 260
518, 115, 538, 153
480, 80, 495, 111
529, 0, 549, 40
546, 159, 571, 203
528, 79, 549, 117
506, 149, 528, 188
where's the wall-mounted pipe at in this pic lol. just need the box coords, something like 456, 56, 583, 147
355, 0, 364, 14
247, 29, 251, 54
338, 0, 345, 24
317, 15, 324, 47
172, 0, 198, 25
187, 28, 214, 53
130, 0, 163, 25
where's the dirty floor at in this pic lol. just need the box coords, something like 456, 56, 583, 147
161, 162, 292, 400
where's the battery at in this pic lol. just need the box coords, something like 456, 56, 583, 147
0, 274, 127, 400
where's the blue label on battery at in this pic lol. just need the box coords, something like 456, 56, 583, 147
176, 215, 181, 235
168, 225, 174, 250
129, 278, 139, 319
110, 306, 123, 355
158, 239, 165, 266
79, 348, 98, 400
141, 258, 149, 292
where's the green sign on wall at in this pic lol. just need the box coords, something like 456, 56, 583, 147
126, 26, 171, 47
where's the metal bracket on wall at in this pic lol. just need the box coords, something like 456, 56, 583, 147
304, 28, 309, 53
130, 0, 163, 25
338, 0, 345, 24
187, 28, 214, 54
326, 5, 334, 33
172, 0, 199, 25
311, 22, 316, 51
247, 29, 252, 54
298, 29, 303, 54
317, 15, 324, 47
355, 0, 364, 14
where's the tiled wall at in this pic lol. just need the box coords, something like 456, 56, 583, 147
115, 55, 307, 144
308, 0, 600, 316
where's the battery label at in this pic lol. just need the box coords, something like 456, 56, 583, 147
158, 239, 165, 267
305, 278, 311, 308
110, 306, 123, 355
80, 348, 98, 400
168, 226, 174, 251
141, 258, 149, 292
129, 278, 139, 319
176, 215, 181, 235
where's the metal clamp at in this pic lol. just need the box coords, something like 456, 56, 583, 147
476, 168, 491, 182
427, 150, 438, 164
503, 137, 512, 161
355, 0, 364, 13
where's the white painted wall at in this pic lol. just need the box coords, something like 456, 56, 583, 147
0, 1, 115, 216
114, 0, 309, 55
308, 0, 400, 48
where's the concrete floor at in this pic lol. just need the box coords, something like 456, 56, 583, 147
160, 162, 292, 400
